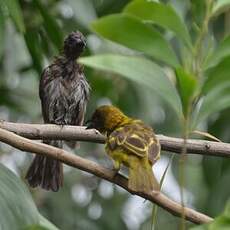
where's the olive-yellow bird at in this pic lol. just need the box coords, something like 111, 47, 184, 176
87, 105, 160, 193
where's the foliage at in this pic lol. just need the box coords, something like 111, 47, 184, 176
0, 0, 230, 229
0, 163, 58, 230
81, 0, 230, 128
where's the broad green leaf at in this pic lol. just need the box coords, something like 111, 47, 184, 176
38, 214, 59, 230
123, 0, 191, 47
26, 215, 59, 230
212, 0, 230, 16
24, 30, 43, 74
79, 54, 182, 117
1, 0, 25, 33
175, 68, 198, 116
202, 56, 230, 94
91, 14, 179, 68
33, 0, 63, 50
0, 163, 38, 229
190, 202, 230, 230
25, 225, 49, 230
194, 82, 230, 125
0, 163, 59, 230
205, 36, 230, 69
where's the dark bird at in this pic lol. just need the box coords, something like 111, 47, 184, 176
87, 105, 160, 193
26, 31, 90, 191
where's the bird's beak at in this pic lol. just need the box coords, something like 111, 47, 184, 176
85, 119, 94, 129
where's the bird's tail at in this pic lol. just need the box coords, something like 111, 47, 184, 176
25, 140, 63, 192
128, 158, 159, 193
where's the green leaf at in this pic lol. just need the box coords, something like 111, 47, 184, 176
0, 163, 38, 229
25, 217, 59, 230
0, 163, 59, 230
195, 82, 230, 125
212, 0, 230, 16
1, 0, 25, 32
202, 56, 230, 94
25, 225, 49, 230
38, 214, 59, 230
175, 68, 198, 116
205, 36, 230, 69
33, 0, 63, 50
91, 14, 179, 68
24, 29, 43, 74
123, 0, 191, 48
79, 54, 182, 117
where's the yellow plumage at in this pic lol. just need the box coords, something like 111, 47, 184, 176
87, 105, 161, 193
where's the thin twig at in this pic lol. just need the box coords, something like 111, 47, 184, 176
0, 127, 213, 224
0, 121, 230, 157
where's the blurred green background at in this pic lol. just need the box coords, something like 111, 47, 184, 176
0, 0, 230, 229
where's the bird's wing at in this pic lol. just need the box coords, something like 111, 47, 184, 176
39, 67, 52, 123
64, 72, 90, 148
108, 122, 160, 162
147, 136, 161, 164
67, 73, 90, 126
39, 65, 65, 124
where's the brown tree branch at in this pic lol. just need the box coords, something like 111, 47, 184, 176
1, 121, 230, 157
0, 127, 213, 224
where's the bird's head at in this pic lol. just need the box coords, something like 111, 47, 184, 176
86, 105, 129, 134
63, 31, 86, 60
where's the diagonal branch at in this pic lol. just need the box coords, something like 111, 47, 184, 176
0, 127, 213, 224
1, 121, 230, 157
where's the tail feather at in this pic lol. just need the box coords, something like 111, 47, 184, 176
128, 159, 159, 193
25, 140, 63, 192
